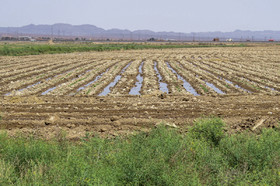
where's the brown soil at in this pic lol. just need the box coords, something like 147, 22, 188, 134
0, 94, 279, 139
0, 46, 279, 139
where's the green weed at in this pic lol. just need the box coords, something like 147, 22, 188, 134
0, 43, 247, 56
0, 118, 279, 185
189, 117, 225, 146
86, 83, 99, 95
69, 74, 90, 86
200, 84, 209, 92
176, 85, 181, 92
224, 84, 230, 88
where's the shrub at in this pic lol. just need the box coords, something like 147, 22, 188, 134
0, 118, 279, 185
189, 117, 225, 146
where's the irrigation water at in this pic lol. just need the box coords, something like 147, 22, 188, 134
129, 62, 144, 95
76, 68, 110, 93
153, 62, 169, 94
99, 62, 132, 96
204, 82, 225, 94
166, 62, 199, 96
224, 79, 252, 93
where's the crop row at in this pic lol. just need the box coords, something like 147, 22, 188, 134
1, 47, 279, 96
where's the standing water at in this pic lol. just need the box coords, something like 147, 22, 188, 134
224, 79, 252, 93
99, 62, 132, 96
129, 62, 144, 95
154, 62, 169, 93
76, 68, 110, 93
165, 62, 199, 96
204, 82, 225, 94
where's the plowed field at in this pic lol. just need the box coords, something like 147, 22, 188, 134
1, 46, 279, 138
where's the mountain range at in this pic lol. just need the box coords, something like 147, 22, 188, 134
0, 23, 279, 41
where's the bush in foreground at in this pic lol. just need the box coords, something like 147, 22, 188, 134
0, 118, 279, 185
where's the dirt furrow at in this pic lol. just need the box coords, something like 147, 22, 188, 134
110, 60, 143, 95
1, 60, 96, 95
181, 60, 246, 94
49, 60, 120, 95
24, 60, 110, 95
176, 60, 229, 94
191, 60, 252, 93
79, 60, 133, 96
1, 94, 279, 138
141, 60, 160, 95
0, 59, 83, 87
218, 57, 280, 83
0, 58, 65, 79
207, 59, 280, 93
156, 60, 189, 95
165, 61, 212, 95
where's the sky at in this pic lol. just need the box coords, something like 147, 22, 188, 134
0, 0, 279, 33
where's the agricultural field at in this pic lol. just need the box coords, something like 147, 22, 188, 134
0, 45, 280, 138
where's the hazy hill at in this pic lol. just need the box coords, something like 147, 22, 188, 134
0, 23, 279, 41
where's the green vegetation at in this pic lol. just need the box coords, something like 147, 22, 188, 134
36, 74, 45, 79
224, 84, 230, 88
242, 80, 260, 90
86, 89, 92, 95
86, 83, 99, 95
59, 72, 72, 81
234, 78, 261, 91
176, 85, 182, 92
69, 74, 90, 87
200, 84, 209, 92
175, 65, 182, 71
0, 117, 279, 185
0, 42, 247, 56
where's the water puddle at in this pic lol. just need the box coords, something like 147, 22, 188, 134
4, 92, 11, 96
265, 86, 276, 91
26, 81, 42, 89
153, 62, 168, 93
76, 68, 110, 93
40, 70, 79, 95
241, 77, 277, 92
129, 62, 144, 95
4, 70, 77, 96
99, 62, 132, 96
166, 62, 199, 96
204, 82, 225, 94
41, 87, 57, 95
224, 79, 252, 93
4, 76, 52, 96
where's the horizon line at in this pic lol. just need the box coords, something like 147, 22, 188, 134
1, 23, 279, 34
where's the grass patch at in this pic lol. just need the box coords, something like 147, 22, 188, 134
235, 78, 260, 90
200, 84, 209, 93
224, 84, 230, 88
69, 74, 90, 86
60, 72, 73, 80
0, 43, 247, 56
36, 74, 45, 79
176, 85, 182, 92
86, 83, 99, 95
0, 117, 279, 185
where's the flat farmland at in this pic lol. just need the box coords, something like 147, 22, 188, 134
0, 46, 279, 138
